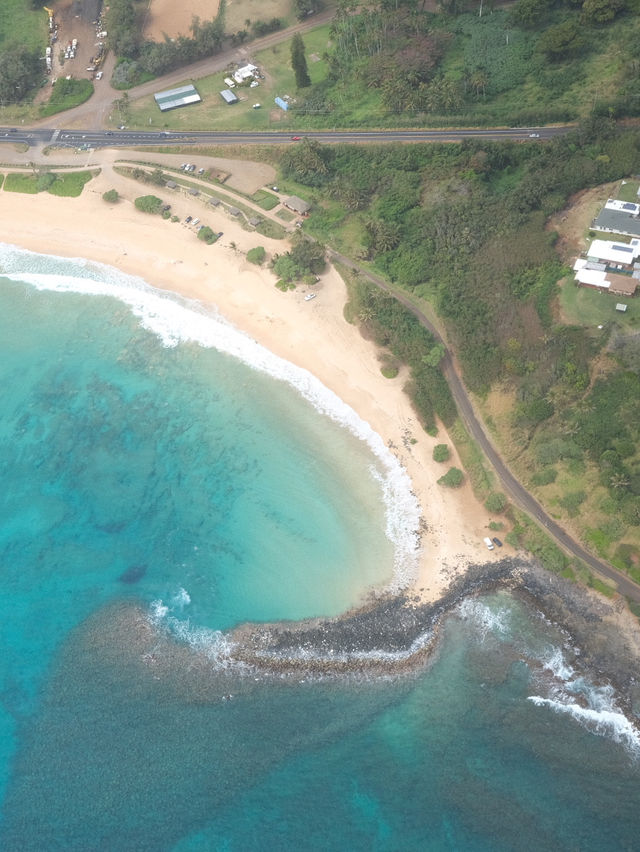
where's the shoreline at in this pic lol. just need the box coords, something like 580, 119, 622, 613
0, 166, 499, 602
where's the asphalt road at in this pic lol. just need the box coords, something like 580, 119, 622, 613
0, 125, 567, 150
327, 249, 640, 603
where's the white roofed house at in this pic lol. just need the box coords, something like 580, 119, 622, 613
587, 238, 640, 271
233, 64, 258, 85
573, 257, 638, 297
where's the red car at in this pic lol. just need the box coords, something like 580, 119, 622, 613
291, 135, 301, 141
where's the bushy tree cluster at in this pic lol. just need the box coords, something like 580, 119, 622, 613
0, 44, 40, 104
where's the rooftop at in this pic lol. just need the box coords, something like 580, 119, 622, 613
284, 195, 310, 214
154, 84, 201, 112
587, 238, 640, 265
593, 206, 640, 238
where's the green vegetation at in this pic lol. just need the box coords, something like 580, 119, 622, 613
272, 237, 326, 286
433, 444, 450, 463
247, 246, 266, 265
4, 173, 38, 193
4, 170, 94, 196
198, 226, 219, 244
107, 0, 225, 78
485, 492, 508, 514
103, 189, 120, 203
46, 171, 94, 197
40, 79, 93, 118
134, 195, 164, 214
0, 1, 46, 105
253, 191, 280, 211
438, 467, 464, 488
291, 33, 311, 89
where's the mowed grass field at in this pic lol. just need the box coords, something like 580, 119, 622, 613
0, 0, 48, 52
124, 24, 331, 131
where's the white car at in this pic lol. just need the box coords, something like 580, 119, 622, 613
304, 293, 317, 301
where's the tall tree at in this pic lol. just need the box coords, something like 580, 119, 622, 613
291, 33, 312, 88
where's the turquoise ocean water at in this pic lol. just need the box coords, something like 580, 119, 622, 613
0, 244, 639, 850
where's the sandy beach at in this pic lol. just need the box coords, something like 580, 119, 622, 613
0, 159, 500, 602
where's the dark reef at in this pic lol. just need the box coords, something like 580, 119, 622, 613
226, 558, 640, 716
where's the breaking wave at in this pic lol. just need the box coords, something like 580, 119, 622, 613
0, 243, 420, 589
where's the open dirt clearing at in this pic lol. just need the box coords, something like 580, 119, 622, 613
143, 0, 221, 41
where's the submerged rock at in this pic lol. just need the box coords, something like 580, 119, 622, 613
118, 564, 147, 584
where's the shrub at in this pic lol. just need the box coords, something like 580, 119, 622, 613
380, 365, 398, 379
247, 246, 266, 265
102, 189, 119, 203
558, 490, 587, 518
530, 468, 557, 487
134, 195, 163, 214
198, 226, 217, 245
485, 492, 507, 513
433, 444, 450, 463
438, 467, 464, 488
36, 173, 56, 192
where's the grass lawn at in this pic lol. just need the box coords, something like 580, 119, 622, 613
559, 278, 640, 330
47, 171, 96, 197
617, 180, 640, 203
4, 170, 95, 196
4, 173, 38, 193
40, 80, 94, 118
126, 25, 332, 132
253, 190, 280, 210
0, 0, 47, 53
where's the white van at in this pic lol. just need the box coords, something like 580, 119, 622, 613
483, 537, 494, 551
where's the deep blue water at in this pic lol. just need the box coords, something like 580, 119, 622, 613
1, 247, 639, 851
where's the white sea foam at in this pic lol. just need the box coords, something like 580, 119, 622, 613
171, 587, 191, 609
0, 243, 421, 588
149, 599, 169, 623
540, 646, 575, 682
457, 598, 511, 639
528, 694, 640, 754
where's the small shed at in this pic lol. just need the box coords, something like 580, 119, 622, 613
228, 206, 241, 217
189, 188, 199, 196
284, 195, 311, 216
616, 303, 628, 312
220, 89, 239, 105
208, 197, 221, 207
166, 180, 177, 189
248, 216, 261, 227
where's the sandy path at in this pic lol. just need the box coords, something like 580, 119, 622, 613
0, 168, 500, 602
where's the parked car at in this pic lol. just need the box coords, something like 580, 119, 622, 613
198, 168, 205, 174
492, 537, 503, 548
217, 232, 223, 238
192, 218, 200, 226
185, 215, 192, 223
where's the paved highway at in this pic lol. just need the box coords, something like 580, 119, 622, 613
0, 125, 568, 150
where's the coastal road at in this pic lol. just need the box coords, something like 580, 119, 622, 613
0, 126, 568, 150
327, 249, 640, 604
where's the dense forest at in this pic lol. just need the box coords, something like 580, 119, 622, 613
295, 0, 640, 126
280, 119, 640, 576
